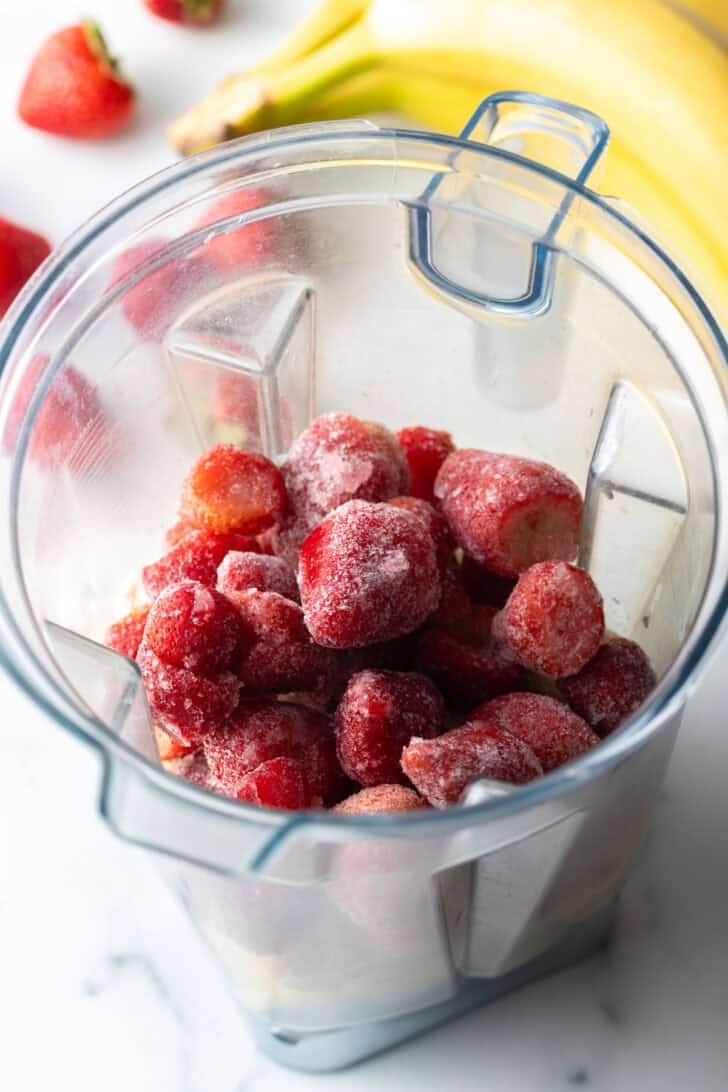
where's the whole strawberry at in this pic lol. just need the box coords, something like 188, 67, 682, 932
18, 23, 134, 139
0, 218, 51, 318
144, 0, 225, 26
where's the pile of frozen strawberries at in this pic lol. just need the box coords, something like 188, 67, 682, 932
104, 413, 656, 814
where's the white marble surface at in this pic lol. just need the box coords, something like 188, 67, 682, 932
2, 1, 728, 1089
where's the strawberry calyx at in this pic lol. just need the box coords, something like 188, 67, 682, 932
182, 0, 222, 21
82, 21, 131, 86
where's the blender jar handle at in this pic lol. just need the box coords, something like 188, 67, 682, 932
408, 90, 610, 317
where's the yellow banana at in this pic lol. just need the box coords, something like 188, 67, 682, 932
291, 64, 485, 133
250, 0, 371, 75
169, 0, 728, 316
664, 0, 728, 43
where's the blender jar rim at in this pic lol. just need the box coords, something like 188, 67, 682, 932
0, 119, 726, 836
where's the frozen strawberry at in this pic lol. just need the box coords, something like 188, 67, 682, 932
460, 554, 517, 608
217, 550, 299, 603
163, 520, 196, 548
233, 589, 336, 695
203, 700, 342, 802
138, 644, 239, 746
387, 495, 454, 568
469, 692, 598, 772
333, 784, 427, 816
18, 23, 134, 139
396, 426, 454, 503
269, 518, 311, 570
331, 797, 430, 939
415, 625, 523, 709
335, 670, 445, 786
211, 371, 259, 437
0, 217, 51, 318
322, 637, 420, 710
434, 450, 583, 578
36, 364, 104, 469
326, 775, 362, 807
355, 633, 419, 673
256, 527, 277, 555
275, 414, 410, 561
299, 500, 440, 648
440, 601, 497, 647
561, 638, 656, 738
165, 748, 222, 792
111, 239, 203, 339
103, 604, 150, 660
154, 723, 195, 761
144, 0, 225, 26
3, 355, 106, 468
211, 373, 295, 452
386, 495, 468, 628
163, 519, 260, 551
233, 756, 312, 810
143, 581, 245, 674
32, 366, 103, 460
180, 444, 287, 535
143, 529, 260, 598
494, 561, 604, 677
195, 188, 277, 270
428, 558, 473, 632
401, 718, 543, 808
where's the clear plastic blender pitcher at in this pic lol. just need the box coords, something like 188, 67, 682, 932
1, 92, 727, 1072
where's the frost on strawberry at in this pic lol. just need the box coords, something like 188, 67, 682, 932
493, 561, 604, 677
104, 604, 151, 660
143, 529, 260, 598
561, 637, 656, 737
274, 414, 409, 565
335, 669, 445, 786
401, 718, 542, 808
435, 449, 583, 579
467, 692, 598, 772
299, 500, 439, 648
333, 784, 427, 816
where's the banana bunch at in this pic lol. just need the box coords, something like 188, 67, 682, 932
670, 0, 728, 41
169, 0, 728, 317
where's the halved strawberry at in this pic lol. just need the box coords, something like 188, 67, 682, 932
18, 23, 134, 140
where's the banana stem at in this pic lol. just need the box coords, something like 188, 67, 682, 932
168, 19, 376, 153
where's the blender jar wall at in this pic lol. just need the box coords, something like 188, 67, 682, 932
0, 118, 726, 1066
9, 162, 714, 670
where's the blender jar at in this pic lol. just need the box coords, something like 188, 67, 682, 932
0, 92, 727, 1072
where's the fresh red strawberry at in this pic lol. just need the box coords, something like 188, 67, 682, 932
0, 218, 51, 318
18, 23, 134, 140
144, 0, 225, 26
